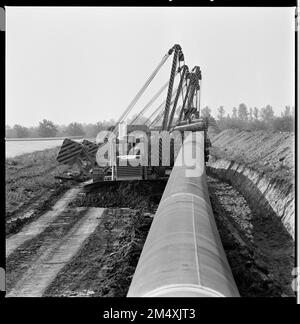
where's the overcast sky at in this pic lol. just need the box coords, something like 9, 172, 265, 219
6, 6, 295, 127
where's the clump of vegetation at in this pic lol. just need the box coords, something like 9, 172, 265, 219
201, 104, 295, 133
95, 211, 152, 297
6, 119, 116, 139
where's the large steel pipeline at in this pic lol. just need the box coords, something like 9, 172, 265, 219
127, 132, 240, 297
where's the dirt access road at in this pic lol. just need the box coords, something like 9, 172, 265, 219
6, 183, 105, 297
6, 182, 156, 297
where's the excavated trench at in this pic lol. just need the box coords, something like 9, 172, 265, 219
206, 159, 295, 297
207, 159, 294, 239
207, 175, 295, 297
45, 173, 295, 297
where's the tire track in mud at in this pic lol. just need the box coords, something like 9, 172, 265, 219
6, 181, 160, 297
6, 186, 83, 257
44, 208, 154, 297
6, 207, 88, 292
6, 207, 104, 297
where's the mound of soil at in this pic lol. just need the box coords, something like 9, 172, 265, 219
70, 181, 165, 212
209, 129, 294, 183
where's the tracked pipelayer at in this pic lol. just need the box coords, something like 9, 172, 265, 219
56, 44, 211, 184
56, 44, 239, 297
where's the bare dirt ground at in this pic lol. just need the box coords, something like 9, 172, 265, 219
6, 148, 80, 236
5, 133, 295, 297
207, 176, 295, 297
7, 208, 104, 297
6, 186, 83, 258
6, 177, 294, 297
6, 148, 160, 297
44, 208, 154, 297
6, 183, 158, 297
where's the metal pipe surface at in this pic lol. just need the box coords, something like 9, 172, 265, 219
127, 132, 240, 297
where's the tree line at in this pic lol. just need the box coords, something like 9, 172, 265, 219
6, 104, 295, 138
5, 119, 116, 138
200, 104, 295, 132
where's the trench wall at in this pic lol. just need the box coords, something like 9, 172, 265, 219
207, 159, 294, 240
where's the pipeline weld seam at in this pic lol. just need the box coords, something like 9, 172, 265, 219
192, 195, 201, 286
142, 284, 225, 297
160, 192, 209, 209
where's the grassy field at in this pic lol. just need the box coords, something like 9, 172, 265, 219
6, 147, 77, 233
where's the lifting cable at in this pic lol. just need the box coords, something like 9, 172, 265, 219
148, 92, 178, 128
167, 65, 188, 130
182, 59, 188, 103
198, 79, 202, 113
179, 60, 186, 105
146, 99, 172, 128
144, 101, 167, 127
177, 78, 191, 123
112, 51, 172, 133
129, 73, 179, 125
162, 52, 180, 130
144, 86, 181, 127
149, 110, 165, 128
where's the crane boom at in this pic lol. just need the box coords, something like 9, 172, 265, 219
162, 44, 184, 130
